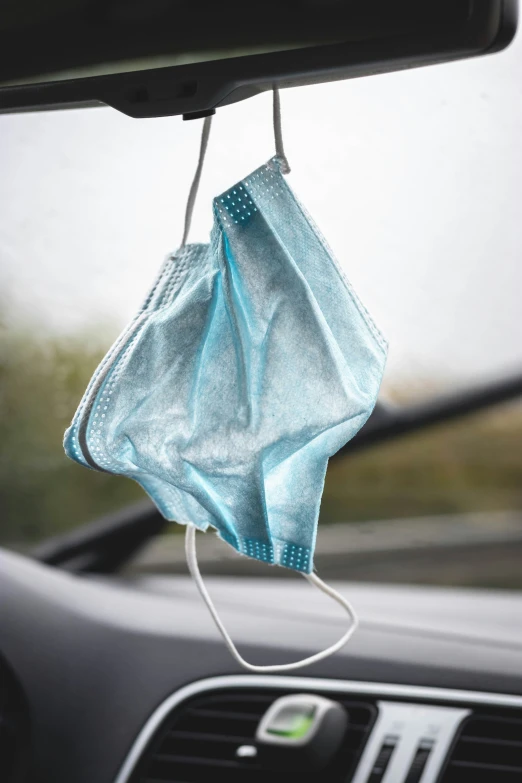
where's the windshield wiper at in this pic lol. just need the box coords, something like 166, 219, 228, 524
32, 499, 166, 573
32, 370, 522, 573
341, 370, 522, 454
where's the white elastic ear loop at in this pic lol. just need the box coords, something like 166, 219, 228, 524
181, 114, 213, 247
273, 87, 290, 174
185, 524, 358, 672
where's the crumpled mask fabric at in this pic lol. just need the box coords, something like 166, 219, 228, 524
65, 155, 387, 574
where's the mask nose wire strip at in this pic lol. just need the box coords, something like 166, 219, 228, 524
185, 523, 359, 672
181, 114, 213, 247
273, 87, 290, 174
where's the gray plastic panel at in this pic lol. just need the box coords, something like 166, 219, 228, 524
1, 548, 522, 782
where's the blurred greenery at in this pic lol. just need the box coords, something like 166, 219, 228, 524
0, 321, 521, 547
322, 401, 522, 523
0, 322, 143, 545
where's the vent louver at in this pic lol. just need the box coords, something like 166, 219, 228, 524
132, 688, 377, 782
440, 712, 522, 783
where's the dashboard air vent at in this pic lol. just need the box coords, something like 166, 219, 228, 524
132, 687, 376, 782
441, 712, 522, 783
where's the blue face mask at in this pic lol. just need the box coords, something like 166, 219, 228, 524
65, 93, 387, 671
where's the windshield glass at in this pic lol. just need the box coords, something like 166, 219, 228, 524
1, 30, 521, 587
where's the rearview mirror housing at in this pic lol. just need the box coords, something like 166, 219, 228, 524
0, 0, 517, 118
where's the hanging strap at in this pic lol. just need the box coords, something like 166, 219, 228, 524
185, 524, 358, 672
181, 115, 213, 247
180, 92, 348, 671
181, 89, 289, 246
273, 87, 290, 174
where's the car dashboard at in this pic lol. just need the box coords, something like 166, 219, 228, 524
1, 547, 522, 783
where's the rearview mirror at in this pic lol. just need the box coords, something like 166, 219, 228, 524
0, 0, 517, 118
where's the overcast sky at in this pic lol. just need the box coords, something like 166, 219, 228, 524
1, 31, 521, 389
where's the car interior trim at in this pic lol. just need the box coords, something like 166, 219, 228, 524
113, 674, 522, 783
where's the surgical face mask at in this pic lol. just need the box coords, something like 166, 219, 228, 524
64, 91, 387, 671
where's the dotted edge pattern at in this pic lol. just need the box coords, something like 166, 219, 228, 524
213, 158, 290, 230
219, 529, 312, 573
65, 252, 180, 467
214, 183, 258, 228
234, 156, 388, 358
273, 159, 388, 357
83, 245, 197, 474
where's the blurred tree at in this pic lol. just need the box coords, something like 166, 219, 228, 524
321, 401, 522, 523
0, 321, 143, 545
